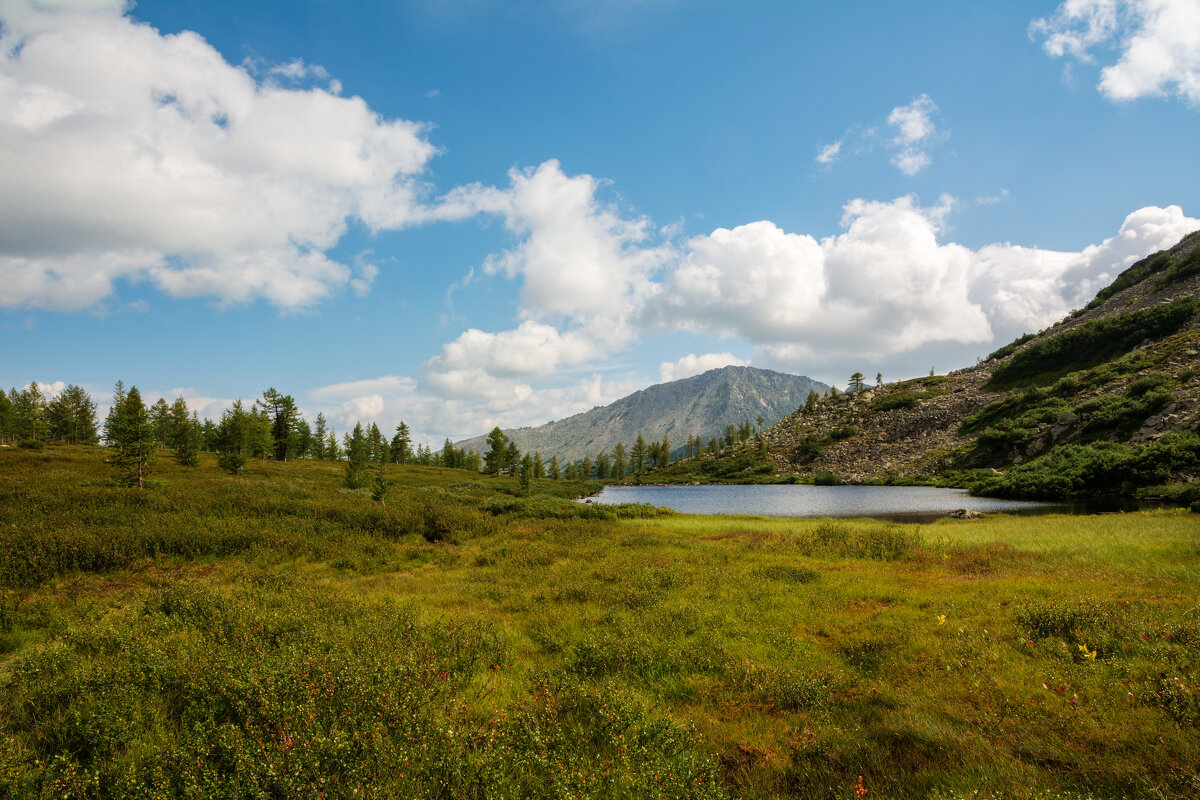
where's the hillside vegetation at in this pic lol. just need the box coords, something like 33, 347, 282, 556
754, 231, 1200, 498
2, 447, 1198, 798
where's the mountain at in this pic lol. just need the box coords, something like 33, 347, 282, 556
754, 229, 1200, 493
457, 366, 828, 464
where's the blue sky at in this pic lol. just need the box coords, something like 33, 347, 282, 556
2, 0, 1198, 446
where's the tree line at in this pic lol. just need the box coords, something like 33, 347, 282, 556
3, 380, 778, 488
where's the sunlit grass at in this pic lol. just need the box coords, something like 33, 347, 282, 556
2, 446, 1198, 798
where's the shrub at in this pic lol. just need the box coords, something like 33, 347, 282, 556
986, 332, 1037, 362
872, 391, 920, 411
984, 297, 1198, 390
974, 434, 1200, 498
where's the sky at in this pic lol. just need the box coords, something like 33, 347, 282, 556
2, 0, 1199, 447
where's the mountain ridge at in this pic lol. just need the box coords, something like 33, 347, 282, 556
457, 366, 828, 464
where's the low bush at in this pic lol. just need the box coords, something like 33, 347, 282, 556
973, 434, 1200, 498
984, 297, 1198, 390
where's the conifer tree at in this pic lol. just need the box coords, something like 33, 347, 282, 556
107, 386, 156, 487
504, 441, 520, 474
612, 443, 627, 477
849, 372, 865, 391
391, 422, 412, 464
549, 455, 561, 481
595, 452, 610, 480
344, 423, 369, 488
631, 435, 646, 474
660, 434, 671, 465
249, 407, 274, 461
0, 390, 12, 443
371, 437, 390, 504
581, 455, 593, 480
533, 451, 545, 479
519, 453, 534, 492
312, 413, 328, 460
256, 388, 301, 461
215, 400, 252, 475
483, 427, 508, 474
47, 384, 98, 444
13, 382, 48, 442
168, 397, 201, 466
149, 397, 171, 448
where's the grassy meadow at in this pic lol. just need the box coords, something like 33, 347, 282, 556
1, 446, 1198, 799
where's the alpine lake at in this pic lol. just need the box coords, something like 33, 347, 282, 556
587, 482, 1152, 523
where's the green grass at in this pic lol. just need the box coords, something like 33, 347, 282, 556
2, 446, 1199, 798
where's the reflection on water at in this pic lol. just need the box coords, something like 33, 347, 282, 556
587, 484, 1151, 523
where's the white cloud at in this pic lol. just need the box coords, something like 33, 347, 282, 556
975, 188, 1012, 206
815, 139, 842, 167
659, 353, 748, 383
651, 195, 989, 365
418, 159, 675, 407
420, 321, 608, 401
0, 1, 437, 311
438, 160, 673, 322
1032, 0, 1200, 105
972, 203, 1200, 334
887, 94, 940, 175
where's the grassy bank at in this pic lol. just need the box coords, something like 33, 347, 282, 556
2, 447, 1198, 798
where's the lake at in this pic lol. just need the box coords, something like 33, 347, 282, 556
585, 484, 1138, 523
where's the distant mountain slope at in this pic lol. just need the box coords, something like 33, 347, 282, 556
757, 229, 1200, 485
457, 366, 828, 464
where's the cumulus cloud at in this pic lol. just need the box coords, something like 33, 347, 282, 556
437, 160, 673, 322
650, 194, 988, 365
418, 160, 675, 405
887, 94, 940, 175
0, 1, 437, 311
645, 196, 1197, 374
972, 203, 1200, 334
1032, 0, 1200, 105
815, 140, 842, 167
659, 353, 748, 383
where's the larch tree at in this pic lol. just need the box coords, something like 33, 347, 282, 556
312, 413, 328, 460
107, 386, 157, 488
149, 397, 171, 448
344, 423, 369, 489
256, 388, 301, 461
483, 427, 509, 474
391, 422, 412, 464
214, 400, 252, 476
631, 435, 646, 474
612, 443, 627, 478
47, 384, 98, 444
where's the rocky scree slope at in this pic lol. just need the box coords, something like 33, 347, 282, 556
760, 230, 1200, 484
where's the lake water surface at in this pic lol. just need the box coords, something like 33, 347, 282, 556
586, 484, 1113, 523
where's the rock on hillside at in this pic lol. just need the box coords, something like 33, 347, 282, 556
762, 230, 1200, 483
457, 366, 828, 465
